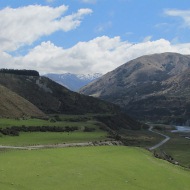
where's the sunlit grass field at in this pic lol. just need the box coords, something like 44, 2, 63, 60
0, 116, 109, 146
0, 146, 189, 190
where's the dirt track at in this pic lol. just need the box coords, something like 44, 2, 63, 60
0, 141, 123, 150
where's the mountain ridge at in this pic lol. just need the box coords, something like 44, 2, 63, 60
80, 52, 190, 124
0, 73, 119, 115
0, 72, 144, 130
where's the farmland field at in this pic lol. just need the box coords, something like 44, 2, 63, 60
0, 131, 108, 146
0, 146, 189, 190
0, 116, 109, 146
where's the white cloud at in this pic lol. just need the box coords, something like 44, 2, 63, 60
60, 8, 93, 32
11, 36, 190, 75
0, 5, 92, 51
165, 9, 190, 28
0, 52, 15, 69
1, 6, 190, 76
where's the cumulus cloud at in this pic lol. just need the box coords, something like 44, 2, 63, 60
0, 5, 92, 51
1, 6, 190, 75
165, 9, 190, 28
12, 36, 190, 75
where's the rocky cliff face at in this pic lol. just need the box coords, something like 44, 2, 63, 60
80, 53, 190, 124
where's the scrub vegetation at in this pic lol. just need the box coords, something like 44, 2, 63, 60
0, 115, 109, 146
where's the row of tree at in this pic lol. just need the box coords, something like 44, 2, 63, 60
0, 69, 39, 76
0, 126, 79, 136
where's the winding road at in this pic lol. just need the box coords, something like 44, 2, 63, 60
0, 126, 171, 151
148, 126, 170, 151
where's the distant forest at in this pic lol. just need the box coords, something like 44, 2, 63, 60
0, 69, 39, 76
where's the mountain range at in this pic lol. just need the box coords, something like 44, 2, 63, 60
0, 73, 118, 115
2, 53, 189, 126
80, 52, 190, 124
0, 71, 143, 130
44, 73, 102, 91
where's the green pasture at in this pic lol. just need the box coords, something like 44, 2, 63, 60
0, 131, 108, 146
161, 132, 190, 168
0, 116, 109, 146
0, 118, 52, 128
0, 116, 99, 129
0, 146, 189, 190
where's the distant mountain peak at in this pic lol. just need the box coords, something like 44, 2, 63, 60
44, 73, 102, 91
76, 73, 102, 80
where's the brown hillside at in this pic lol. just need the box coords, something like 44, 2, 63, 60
0, 84, 45, 118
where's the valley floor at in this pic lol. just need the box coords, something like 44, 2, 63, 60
0, 116, 189, 190
148, 126, 170, 150
145, 124, 190, 168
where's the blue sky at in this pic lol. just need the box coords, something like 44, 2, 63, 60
0, 0, 190, 74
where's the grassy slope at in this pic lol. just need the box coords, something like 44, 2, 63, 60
0, 146, 189, 190
0, 85, 45, 118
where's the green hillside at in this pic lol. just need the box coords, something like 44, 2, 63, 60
0, 73, 119, 115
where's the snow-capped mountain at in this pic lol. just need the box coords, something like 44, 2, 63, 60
44, 73, 102, 91
76, 73, 102, 80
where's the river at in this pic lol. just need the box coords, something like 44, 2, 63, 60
171, 126, 190, 133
